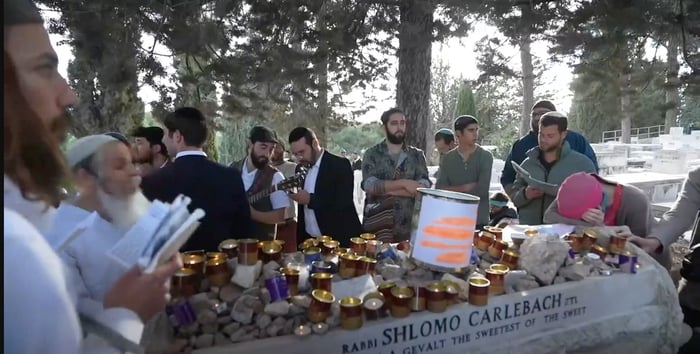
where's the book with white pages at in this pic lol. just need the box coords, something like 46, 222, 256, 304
106, 194, 205, 273
55, 211, 100, 253
511, 161, 560, 195
136, 195, 204, 273
106, 200, 171, 269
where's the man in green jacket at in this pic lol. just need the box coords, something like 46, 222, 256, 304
510, 112, 596, 225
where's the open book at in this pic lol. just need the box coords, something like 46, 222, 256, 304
511, 161, 560, 195
106, 195, 205, 273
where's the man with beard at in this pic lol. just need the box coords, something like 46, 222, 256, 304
500, 100, 598, 195
60, 134, 151, 316
141, 107, 252, 251
289, 127, 362, 246
511, 112, 596, 225
4, 0, 180, 352
361, 108, 431, 242
132, 126, 170, 176
436, 116, 493, 228
271, 142, 299, 251
231, 126, 288, 240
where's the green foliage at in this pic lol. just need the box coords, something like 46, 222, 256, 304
569, 59, 670, 143
454, 84, 477, 117
327, 123, 385, 155
430, 58, 461, 131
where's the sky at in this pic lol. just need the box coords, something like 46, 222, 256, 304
47, 18, 575, 125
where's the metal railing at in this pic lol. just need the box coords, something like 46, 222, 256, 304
601, 124, 666, 143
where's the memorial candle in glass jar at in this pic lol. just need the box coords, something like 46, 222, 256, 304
339, 297, 363, 330
468, 277, 490, 306
389, 286, 414, 318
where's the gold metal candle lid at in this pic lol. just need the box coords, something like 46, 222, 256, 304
485, 268, 506, 277
359, 256, 377, 264
391, 286, 414, 299
590, 244, 607, 254
583, 229, 598, 238
323, 240, 339, 248
350, 237, 367, 245
469, 277, 490, 287
304, 246, 322, 255
426, 282, 446, 293
378, 281, 395, 290
341, 253, 359, 261
311, 272, 333, 280
219, 239, 237, 249
359, 233, 376, 241
182, 254, 204, 264
503, 249, 519, 257
318, 235, 333, 244
490, 264, 510, 273
174, 267, 197, 277
280, 267, 300, 276
340, 297, 362, 307
261, 241, 282, 254
312, 289, 336, 303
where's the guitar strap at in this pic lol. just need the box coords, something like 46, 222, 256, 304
248, 164, 276, 197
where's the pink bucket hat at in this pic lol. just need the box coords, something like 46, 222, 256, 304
556, 172, 603, 219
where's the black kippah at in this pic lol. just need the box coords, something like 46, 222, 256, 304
5, 0, 43, 26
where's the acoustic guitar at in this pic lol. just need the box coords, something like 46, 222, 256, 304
248, 167, 308, 204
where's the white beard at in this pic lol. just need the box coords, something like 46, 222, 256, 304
97, 188, 150, 231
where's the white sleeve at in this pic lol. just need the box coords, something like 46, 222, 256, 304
4, 209, 144, 354
4, 210, 83, 354
270, 172, 290, 210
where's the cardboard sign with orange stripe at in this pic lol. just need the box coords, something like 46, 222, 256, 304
410, 189, 480, 271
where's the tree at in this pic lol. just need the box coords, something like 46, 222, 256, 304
454, 83, 477, 117
552, 0, 675, 143
430, 58, 461, 131
42, 0, 145, 137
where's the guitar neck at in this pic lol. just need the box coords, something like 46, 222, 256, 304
249, 185, 276, 204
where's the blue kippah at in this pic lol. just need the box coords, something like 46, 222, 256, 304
436, 128, 454, 136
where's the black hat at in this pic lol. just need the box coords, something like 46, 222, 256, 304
132, 126, 164, 146
532, 100, 556, 112
249, 126, 278, 144
104, 132, 130, 146
5, 0, 43, 26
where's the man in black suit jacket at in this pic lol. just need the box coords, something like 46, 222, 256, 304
288, 127, 362, 247
141, 107, 252, 251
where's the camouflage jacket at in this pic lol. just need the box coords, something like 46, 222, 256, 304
361, 140, 431, 241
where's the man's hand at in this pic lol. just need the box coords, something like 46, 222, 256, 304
581, 208, 604, 225
401, 180, 421, 194
525, 186, 543, 200
628, 236, 662, 254
103, 255, 182, 322
289, 190, 311, 205
461, 182, 477, 193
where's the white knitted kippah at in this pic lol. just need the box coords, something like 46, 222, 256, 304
65, 134, 119, 169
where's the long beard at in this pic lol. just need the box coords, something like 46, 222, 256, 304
51, 112, 70, 144
97, 188, 150, 231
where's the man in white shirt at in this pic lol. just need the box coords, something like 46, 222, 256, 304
60, 134, 152, 315
231, 126, 289, 240
288, 127, 362, 246
271, 142, 299, 252
4, 1, 180, 352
